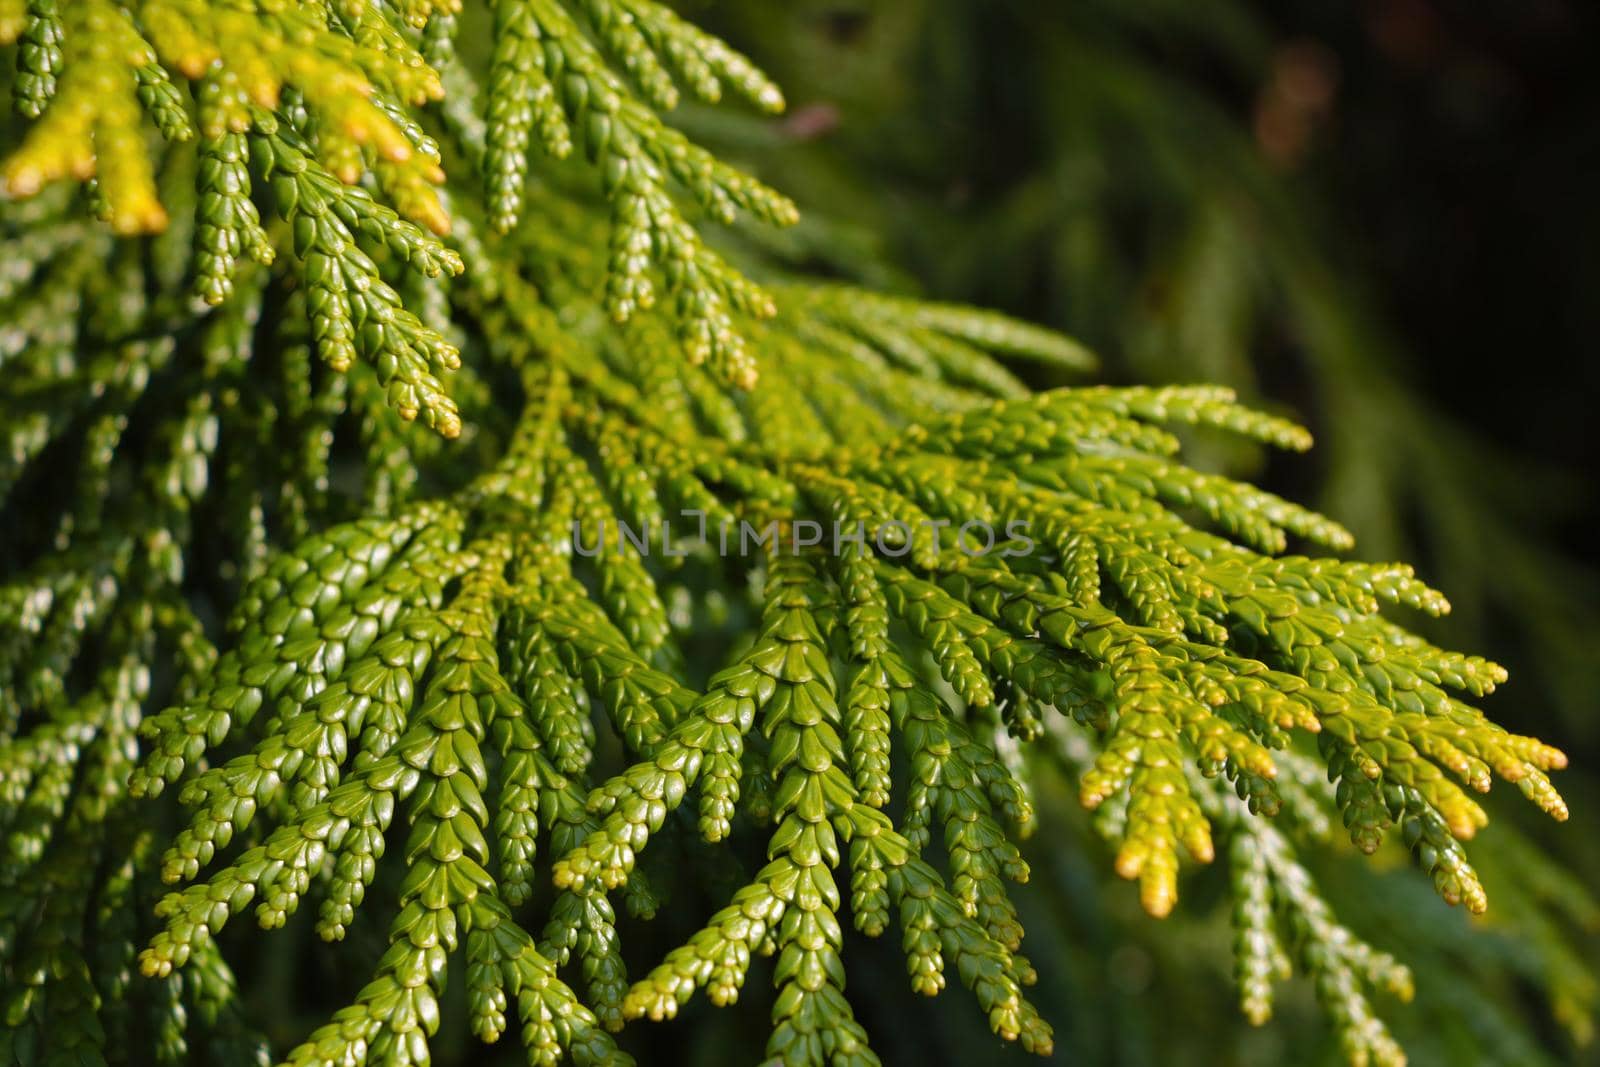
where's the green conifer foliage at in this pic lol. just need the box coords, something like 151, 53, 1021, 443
0, 4, 1585, 1066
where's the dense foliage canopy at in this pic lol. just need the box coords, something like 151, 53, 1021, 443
0, 3, 1593, 1066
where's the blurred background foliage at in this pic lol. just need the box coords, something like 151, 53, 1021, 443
612, 0, 1600, 1062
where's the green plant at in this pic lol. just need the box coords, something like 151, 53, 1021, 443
0, 4, 1589, 1066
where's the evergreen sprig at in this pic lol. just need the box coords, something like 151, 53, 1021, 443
0, 3, 1588, 1066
